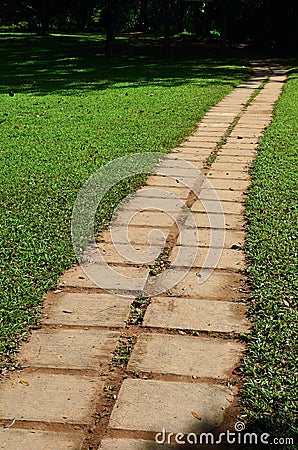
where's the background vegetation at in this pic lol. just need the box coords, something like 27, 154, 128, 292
1, 0, 297, 54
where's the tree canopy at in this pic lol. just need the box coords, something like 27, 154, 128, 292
0, 0, 297, 52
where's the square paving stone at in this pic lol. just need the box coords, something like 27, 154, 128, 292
144, 269, 245, 299
186, 212, 244, 231
180, 142, 216, 150
0, 429, 83, 450
191, 199, 244, 215
101, 226, 169, 247
113, 210, 176, 228
122, 196, 186, 212
170, 247, 245, 271
108, 379, 234, 434
128, 334, 245, 379
199, 189, 245, 202
210, 162, 250, 172
178, 228, 245, 249
18, 329, 119, 370
135, 186, 189, 200
143, 297, 249, 333
146, 175, 193, 188
99, 438, 231, 450
0, 373, 102, 424
168, 270, 245, 299
174, 153, 210, 164
44, 292, 131, 327
90, 242, 163, 266
207, 171, 250, 182
99, 438, 183, 449
201, 178, 250, 191
60, 265, 149, 292
215, 153, 256, 161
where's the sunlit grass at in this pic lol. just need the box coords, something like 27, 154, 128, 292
243, 66, 298, 440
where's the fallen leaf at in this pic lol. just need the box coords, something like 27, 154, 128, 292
19, 380, 29, 386
191, 411, 202, 420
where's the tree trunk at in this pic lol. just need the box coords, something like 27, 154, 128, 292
193, 3, 201, 37
40, 16, 50, 35
105, 0, 116, 57
139, 0, 148, 32
220, 0, 227, 50
164, 0, 171, 52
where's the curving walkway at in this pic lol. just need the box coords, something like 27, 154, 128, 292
0, 61, 287, 450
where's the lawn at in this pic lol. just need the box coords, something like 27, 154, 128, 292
243, 65, 298, 442
0, 33, 249, 368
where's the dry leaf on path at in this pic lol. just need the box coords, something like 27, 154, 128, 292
191, 411, 202, 420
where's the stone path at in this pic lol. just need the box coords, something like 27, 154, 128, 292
0, 61, 287, 450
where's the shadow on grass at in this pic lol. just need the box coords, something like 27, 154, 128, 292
0, 33, 249, 95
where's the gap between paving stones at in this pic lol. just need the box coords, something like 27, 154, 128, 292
0, 61, 286, 450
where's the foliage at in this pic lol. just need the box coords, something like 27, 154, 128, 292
0, 0, 296, 49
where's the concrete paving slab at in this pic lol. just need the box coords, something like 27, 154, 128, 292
98, 436, 189, 450
186, 212, 244, 230
210, 162, 250, 172
128, 334, 245, 379
44, 292, 131, 327
113, 210, 176, 228
201, 178, 250, 191
146, 175, 191, 188
88, 242, 162, 266
135, 186, 190, 200
60, 265, 150, 291
123, 196, 186, 212
185, 139, 219, 147
172, 269, 245, 299
18, 329, 119, 370
153, 166, 202, 180
143, 297, 249, 333
174, 153, 211, 163
79, 264, 150, 293
192, 200, 244, 215
0, 429, 83, 450
199, 189, 245, 202
109, 379, 234, 433
180, 141, 216, 149
146, 270, 245, 300
207, 171, 250, 181
101, 226, 169, 246
178, 228, 245, 249
99, 437, 229, 449
170, 247, 245, 270
0, 373, 102, 424
99, 439, 172, 450
215, 154, 256, 162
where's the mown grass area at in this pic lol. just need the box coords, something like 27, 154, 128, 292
243, 66, 298, 444
0, 33, 249, 368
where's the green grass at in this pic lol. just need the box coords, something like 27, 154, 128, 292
243, 66, 298, 444
0, 33, 249, 369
